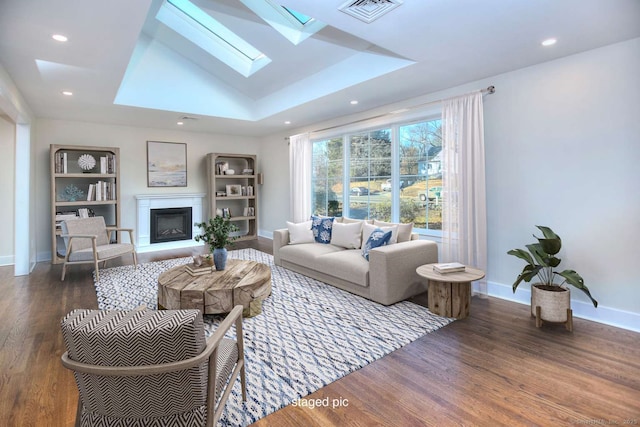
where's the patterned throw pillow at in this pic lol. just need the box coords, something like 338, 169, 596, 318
311, 215, 335, 244
361, 227, 392, 261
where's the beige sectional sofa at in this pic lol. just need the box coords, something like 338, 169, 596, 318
273, 219, 438, 305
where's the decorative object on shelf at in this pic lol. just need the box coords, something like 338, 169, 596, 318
508, 225, 598, 331
215, 161, 229, 175
226, 184, 242, 196
194, 216, 239, 271
242, 168, 253, 175
147, 141, 187, 187
224, 169, 235, 175
62, 184, 85, 202
77, 154, 96, 172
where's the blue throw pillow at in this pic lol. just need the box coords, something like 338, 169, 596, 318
311, 215, 335, 244
361, 227, 392, 261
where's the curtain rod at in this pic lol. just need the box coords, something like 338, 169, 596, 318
309, 85, 496, 135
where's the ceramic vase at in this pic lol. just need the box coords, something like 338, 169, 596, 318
213, 247, 228, 271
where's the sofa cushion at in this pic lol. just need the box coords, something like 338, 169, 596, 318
361, 228, 392, 261
311, 215, 335, 244
330, 221, 363, 249
315, 249, 370, 287
363, 222, 398, 245
286, 220, 315, 244
341, 217, 372, 225
278, 243, 344, 269
373, 219, 414, 243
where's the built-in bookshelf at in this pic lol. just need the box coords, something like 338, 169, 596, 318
50, 144, 121, 264
206, 153, 257, 241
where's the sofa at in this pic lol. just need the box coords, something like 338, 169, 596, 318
273, 217, 438, 305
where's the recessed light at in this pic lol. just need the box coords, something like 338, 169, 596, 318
350, 100, 358, 105
284, 121, 291, 125
52, 34, 68, 42
177, 121, 184, 125
541, 38, 557, 47
62, 91, 73, 96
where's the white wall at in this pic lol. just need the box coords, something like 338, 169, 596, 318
0, 115, 15, 265
259, 37, 640, 330
35, 119, 260, 260
484, 37, 640, 329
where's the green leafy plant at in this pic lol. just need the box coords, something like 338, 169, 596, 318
194, 216, 239, 250
507, 225, 598, 307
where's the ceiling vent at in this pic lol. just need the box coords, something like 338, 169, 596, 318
179, 115, 199, 121
338, 0, 403, 23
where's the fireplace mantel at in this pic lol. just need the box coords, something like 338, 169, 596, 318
135, 193, 205, 253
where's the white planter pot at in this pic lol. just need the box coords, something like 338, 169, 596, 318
531, 284, 571, 323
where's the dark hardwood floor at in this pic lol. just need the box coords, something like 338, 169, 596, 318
1, 238, 638, 426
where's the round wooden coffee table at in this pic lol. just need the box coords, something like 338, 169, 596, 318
158, 259, 271, 317
416, 264, 485, 319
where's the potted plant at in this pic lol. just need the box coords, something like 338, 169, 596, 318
194, 216, 239, 270
507, 225, 597, 330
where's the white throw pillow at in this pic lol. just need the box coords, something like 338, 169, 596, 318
286, 220, 314, 244
363, 222, 398, 245
373, 219, 414, 242
330, 221, 363, 249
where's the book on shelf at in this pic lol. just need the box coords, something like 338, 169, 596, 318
433, 262, 466, 274
185, 263, 214, 277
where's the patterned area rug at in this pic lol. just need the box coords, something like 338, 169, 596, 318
95, 248, 453, 426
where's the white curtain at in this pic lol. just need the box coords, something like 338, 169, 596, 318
289, 132, 312, 223
441, 91, 488, 296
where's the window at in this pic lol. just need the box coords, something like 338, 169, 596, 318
312, 137, 343, 217
239, 0, 326, 45
157, 0, 271, 77
399, 120, 442, 230
348, 129, 391, 221
311, 118, 442, 233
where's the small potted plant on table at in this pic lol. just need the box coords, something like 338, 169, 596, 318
507, 225, 598, 331
194, 216, 239, 271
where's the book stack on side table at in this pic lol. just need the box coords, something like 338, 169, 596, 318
433, 262, 466, 274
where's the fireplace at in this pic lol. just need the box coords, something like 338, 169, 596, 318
150, 207, 192, 244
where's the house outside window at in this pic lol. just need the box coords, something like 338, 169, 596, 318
311, 117, 443, 234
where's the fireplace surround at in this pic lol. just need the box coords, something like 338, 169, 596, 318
136, 193, 205, 253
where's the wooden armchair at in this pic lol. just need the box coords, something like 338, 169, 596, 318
61, 306, 247, 427
60, 216, 137, 281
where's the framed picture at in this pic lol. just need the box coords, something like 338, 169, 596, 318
226, 184, 242, 197
147, 141, 187, 187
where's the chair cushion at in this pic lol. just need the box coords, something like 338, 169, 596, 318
61, 309, 208, 420
63, 217, 110, 251
68, 243, 134, 262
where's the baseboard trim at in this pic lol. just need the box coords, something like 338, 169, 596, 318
487, 280, 639, 333
0, 255, 15, 266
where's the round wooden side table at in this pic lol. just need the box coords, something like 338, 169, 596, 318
416, 264, 485, 319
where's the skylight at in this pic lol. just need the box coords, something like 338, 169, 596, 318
240, 0, 326, 45
282, 7, 312, 25
156, 0, 271, 77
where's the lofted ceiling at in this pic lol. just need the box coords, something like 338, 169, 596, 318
0, 0, 639, 136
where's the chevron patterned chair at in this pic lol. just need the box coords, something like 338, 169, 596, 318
60, 216, 138, 281
60, 306, 247, 427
